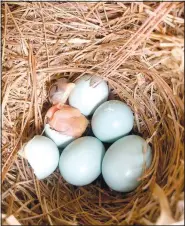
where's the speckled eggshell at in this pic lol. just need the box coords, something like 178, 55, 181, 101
92, 100, 134, 143
59, 136, 105, 186
69, 75, 109, 116
102, 135, 152, 192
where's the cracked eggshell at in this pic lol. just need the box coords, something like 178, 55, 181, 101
24, 135, 60, 180
44, 124, 75, 148
69, 75, 109, 116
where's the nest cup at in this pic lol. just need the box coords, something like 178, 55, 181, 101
2, 2, 184, 225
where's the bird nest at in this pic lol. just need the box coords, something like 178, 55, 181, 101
2, 2, 184, 225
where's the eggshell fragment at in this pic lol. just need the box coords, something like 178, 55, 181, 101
23, 135, 60, 180
69, 75, 109, 116
44, 124, 75, 148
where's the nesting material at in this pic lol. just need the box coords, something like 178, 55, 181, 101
2, 2, 184, 225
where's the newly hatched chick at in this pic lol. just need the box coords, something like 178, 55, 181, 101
45, 77, 88, 142
49, 78, 75, 105
45, 103, 89, 138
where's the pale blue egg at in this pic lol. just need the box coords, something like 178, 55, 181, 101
59, 136, 105, 186
102, 135, 152, 192
24, 135, 60, 180
92, 100, 134, 143
69, 75, 109, 116
44, 124, 75, 148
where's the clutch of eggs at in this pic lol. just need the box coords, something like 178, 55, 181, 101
18, 75, 153, 193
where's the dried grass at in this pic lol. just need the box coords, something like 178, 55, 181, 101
2, 2, 184, 225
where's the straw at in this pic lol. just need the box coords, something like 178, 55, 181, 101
2, 2, 184, 225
